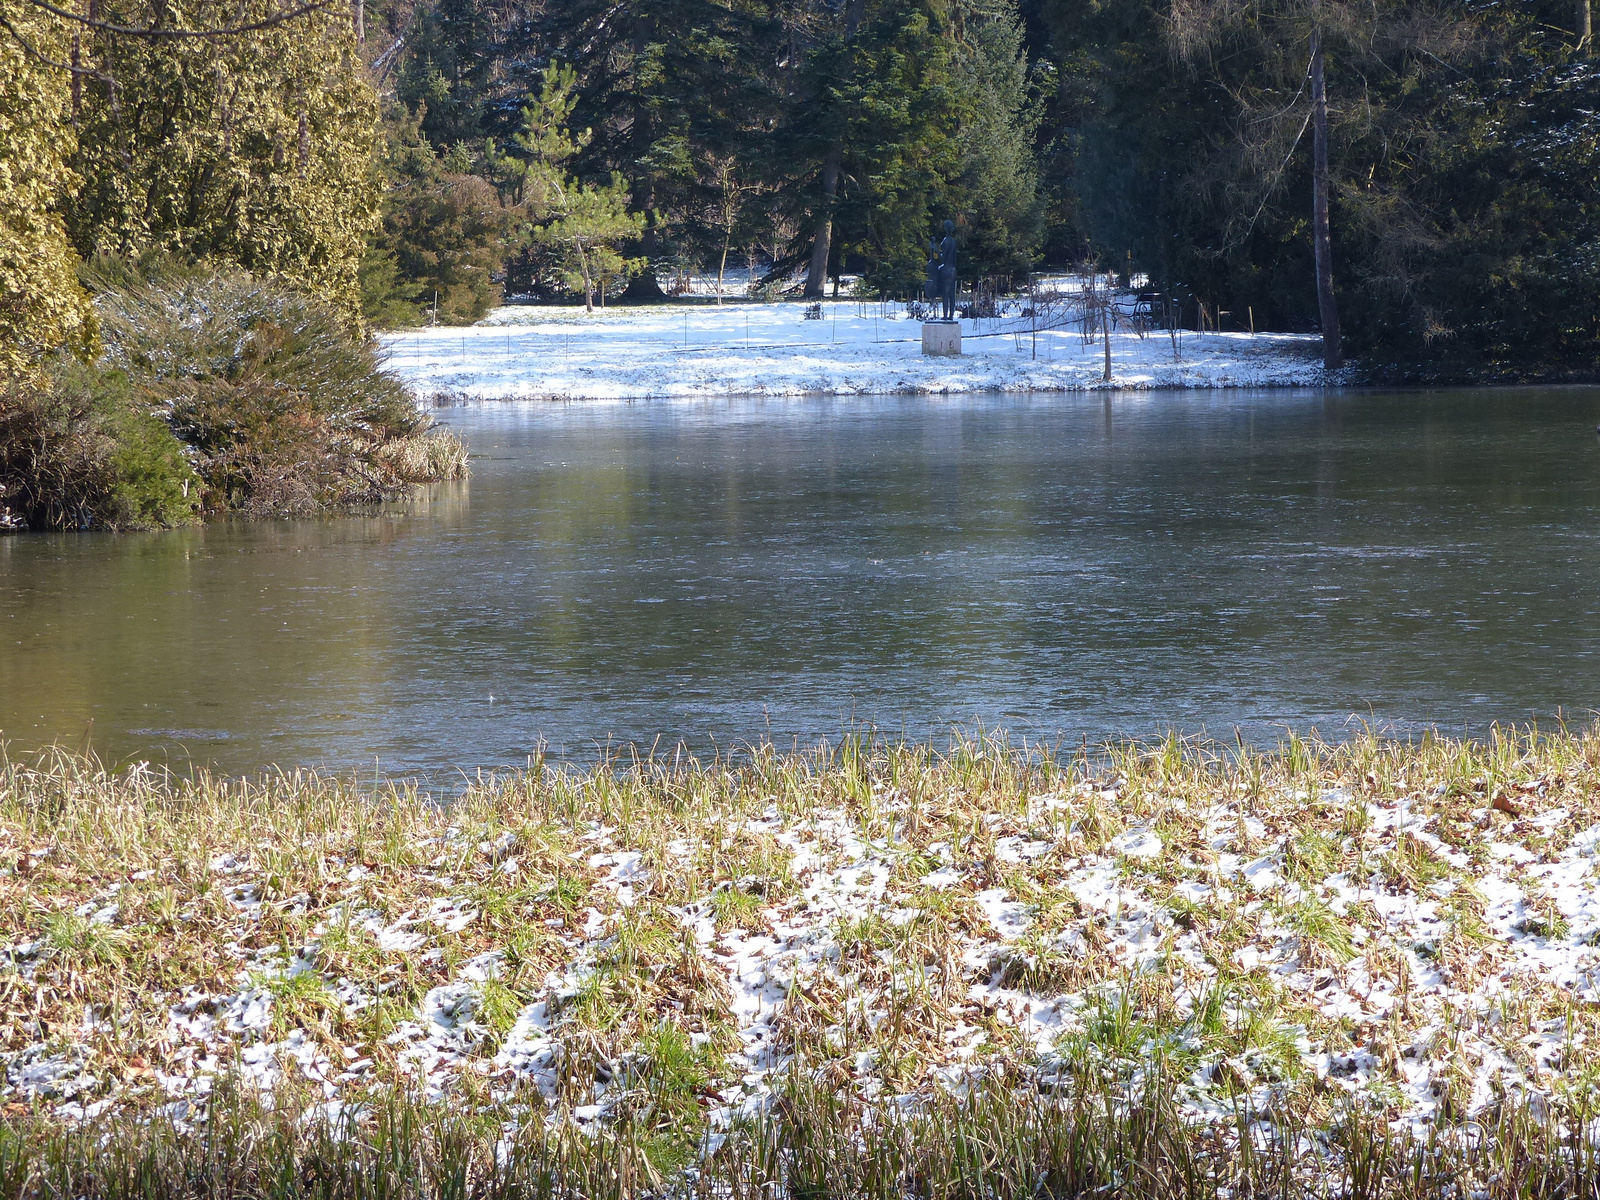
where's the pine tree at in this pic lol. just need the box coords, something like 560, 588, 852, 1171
949, 0, 1045, 280
367, 101, 513, 325
535, 176, 646, 311
783, 0, 971, 296
533, 0, 786, 298
491, 65, 645, 310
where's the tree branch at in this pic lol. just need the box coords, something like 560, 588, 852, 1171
16, 0, 333, 39
0, 9, 114, 78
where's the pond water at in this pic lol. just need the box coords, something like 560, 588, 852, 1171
3, 387, 1599, 775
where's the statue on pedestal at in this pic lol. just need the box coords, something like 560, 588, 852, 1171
937, 219, 957, 321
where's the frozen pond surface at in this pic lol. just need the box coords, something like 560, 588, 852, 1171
3, 387, 1599, 774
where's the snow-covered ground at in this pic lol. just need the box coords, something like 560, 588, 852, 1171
381, 300, 1332, 401
6, 745, 1598, 1139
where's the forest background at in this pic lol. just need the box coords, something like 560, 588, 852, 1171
1, 0, 1597, 529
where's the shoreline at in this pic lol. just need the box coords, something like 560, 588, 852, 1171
4, 726, 1597, 1178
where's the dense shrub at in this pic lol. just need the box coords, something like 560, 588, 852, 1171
361, 110, 515, 328
2, 266, 466, 530
0, 359, 198, 531
0, 0, 97, 376
99, 266, 466, 516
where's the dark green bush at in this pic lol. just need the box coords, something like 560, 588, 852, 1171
0, 358, 198, 531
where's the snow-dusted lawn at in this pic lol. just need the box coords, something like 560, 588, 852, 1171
381, 301, 1331, 400
4, 730, 1598, 1149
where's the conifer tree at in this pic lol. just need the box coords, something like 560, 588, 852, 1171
949, 0, 1044, 279
491, 64, 645, 310
0, 0, 96, 373
66, 0, 381, 320
786, 0, 972, 295
535, 176, 646, 311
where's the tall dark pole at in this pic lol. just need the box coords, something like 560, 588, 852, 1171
1310, 26, 1343, 370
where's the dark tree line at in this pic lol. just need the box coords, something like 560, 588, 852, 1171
5, 0, 1595, 378
358, 0, 1596, 376
1038, 0, 1597, 377
368, 0, 1048, 311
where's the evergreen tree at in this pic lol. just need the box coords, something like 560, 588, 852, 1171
1040, 0, 1598, 376
534, 176, 646, 310
1338, 40, 1600, 374
395, 0, 541, 148
484, 62, 586, 211
533, 0, 787, 298
66, 0, 381, 319
783, 0, 970, 296
365, 103, 513, 325
0, 0, 96, 373
488, 65, 645, 309
949, 0, 1044, 280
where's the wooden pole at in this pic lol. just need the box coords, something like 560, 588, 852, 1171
1102, 303, 1112, 383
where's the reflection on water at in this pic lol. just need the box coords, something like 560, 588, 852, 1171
2, 388, 1598, 774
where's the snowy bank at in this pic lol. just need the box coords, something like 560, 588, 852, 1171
381, 301, 1333, 400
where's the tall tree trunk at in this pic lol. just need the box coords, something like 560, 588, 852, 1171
1580, 0, 1592, 54
621, 63, 666, 302
803, 0, 866, 300
352, 0, 363, 43
803, 151, 841, 299
1310, 28, 1343, 370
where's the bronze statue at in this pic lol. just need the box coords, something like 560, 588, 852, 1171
937, 219, 957, 321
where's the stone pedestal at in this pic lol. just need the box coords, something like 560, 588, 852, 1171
921, 320, 961, 357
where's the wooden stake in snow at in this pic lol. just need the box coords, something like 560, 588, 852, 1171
1102, 303, 1112, 383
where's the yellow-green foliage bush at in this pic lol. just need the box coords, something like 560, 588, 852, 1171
66, 0, 381, 322
0, 0, 96, 375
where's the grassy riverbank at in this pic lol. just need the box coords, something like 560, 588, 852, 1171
3, 729, 1599, 1194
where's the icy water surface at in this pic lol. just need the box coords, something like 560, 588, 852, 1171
3, 387, 1599, 774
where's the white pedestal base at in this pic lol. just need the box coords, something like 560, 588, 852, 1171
921, 320, 961, 356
